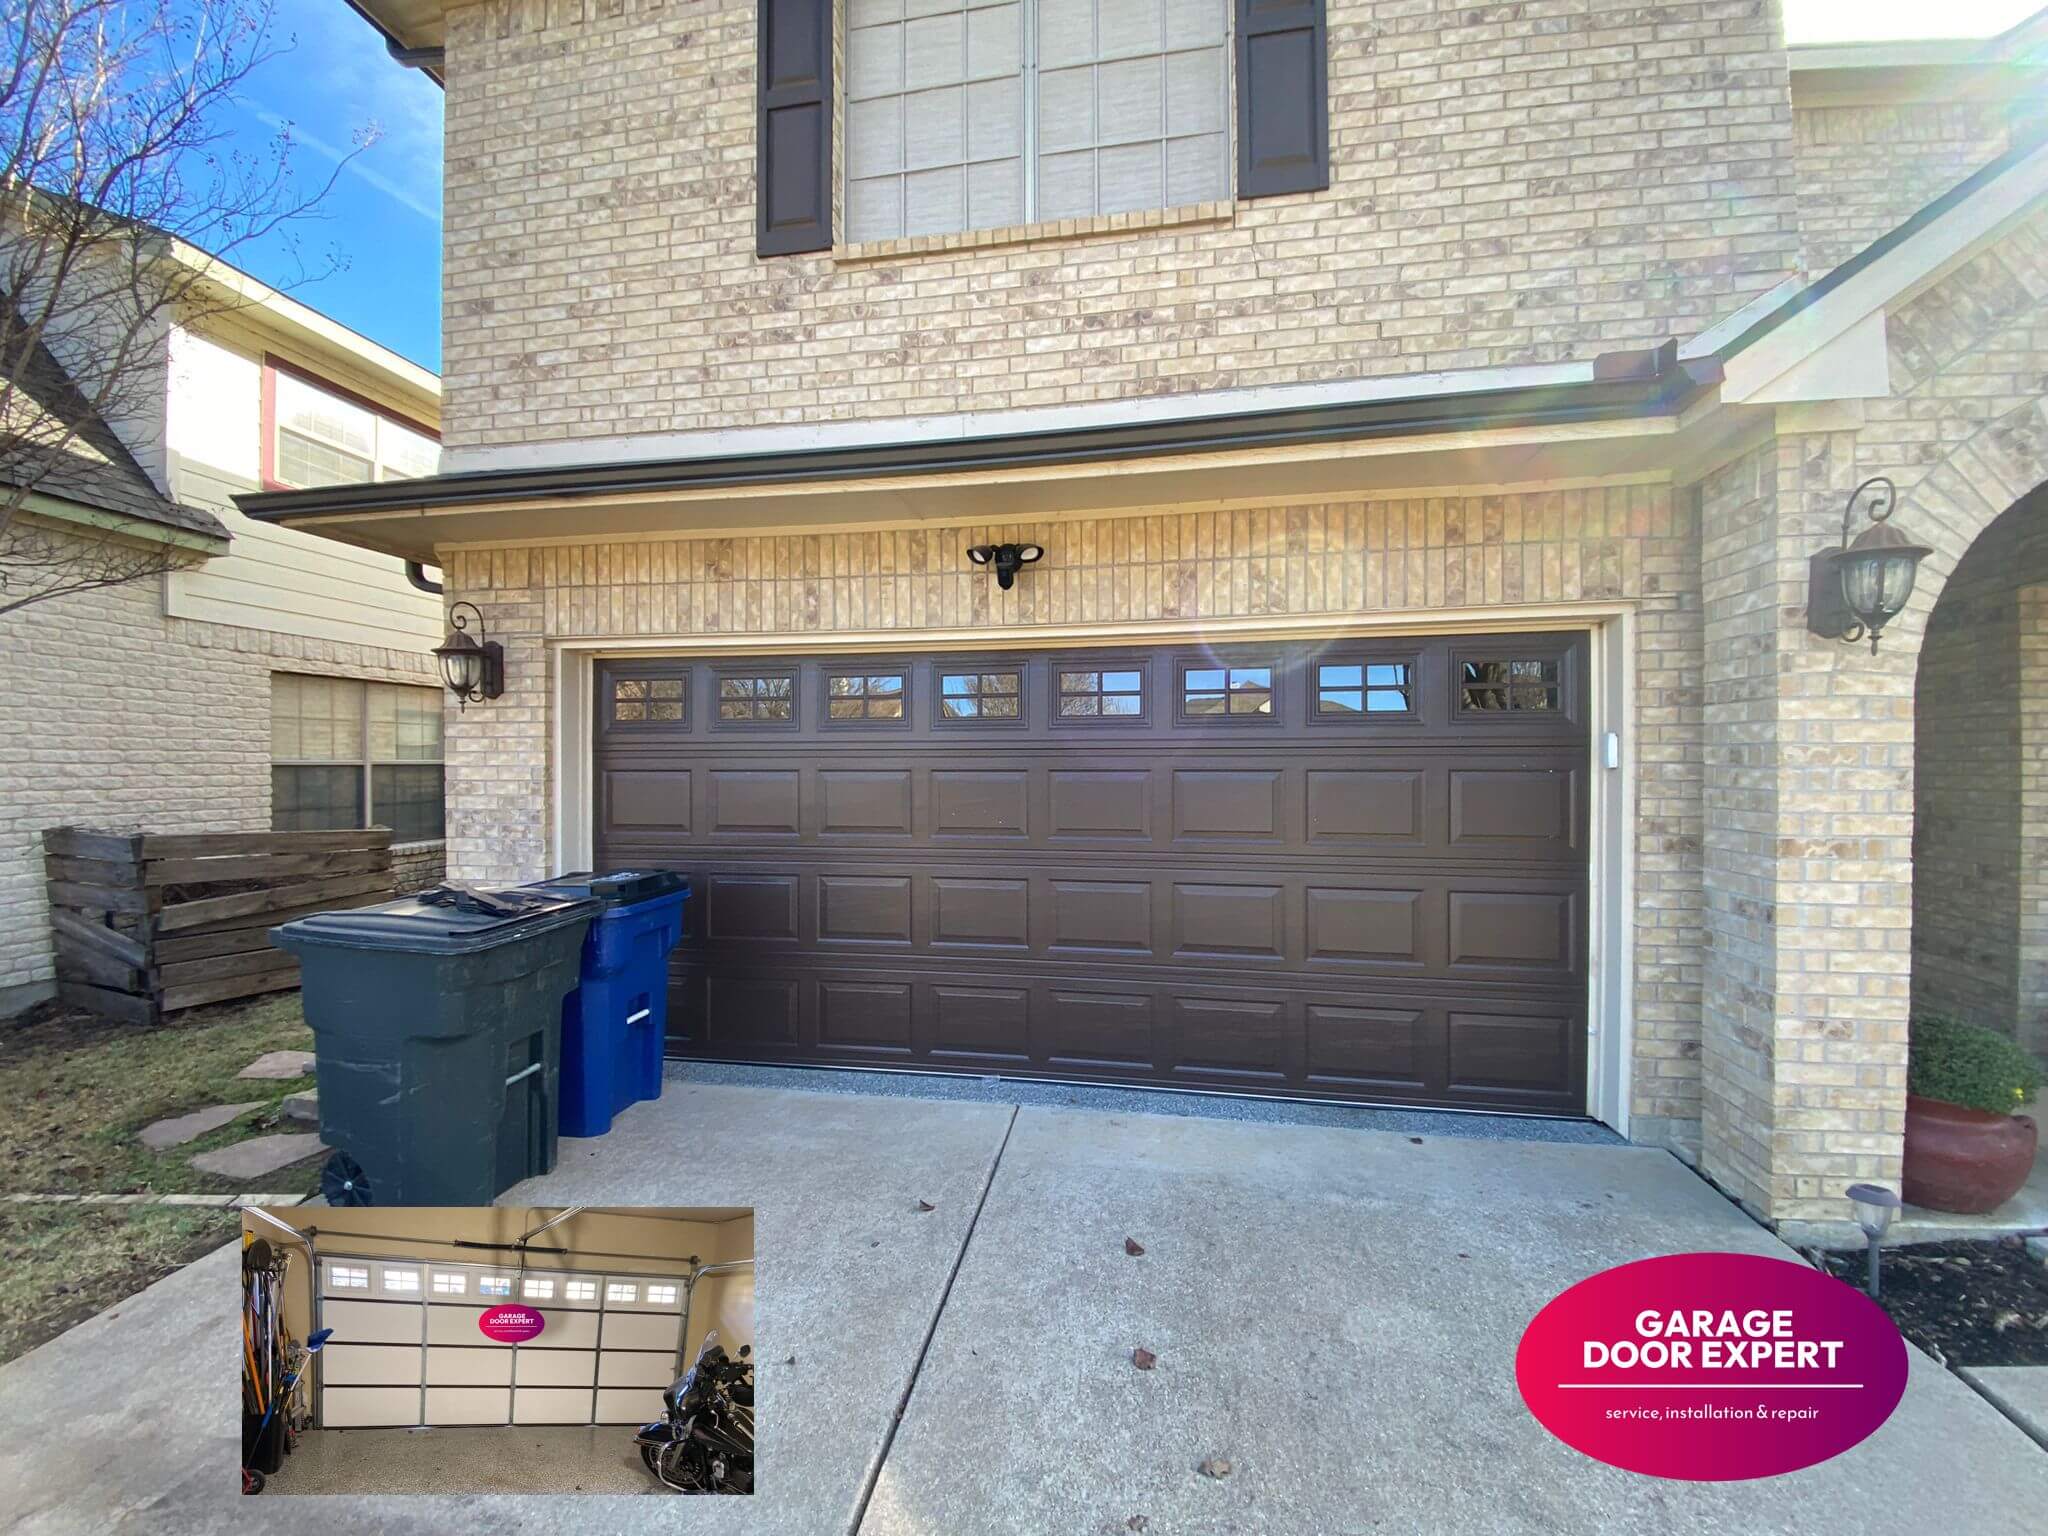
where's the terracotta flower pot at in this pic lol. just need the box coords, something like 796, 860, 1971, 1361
1900, 1094, 2039, 1214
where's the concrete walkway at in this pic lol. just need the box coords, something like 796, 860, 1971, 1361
3, 1080, 2045, 1534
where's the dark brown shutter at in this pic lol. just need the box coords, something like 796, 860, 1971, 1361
1236, 0, 1329, 199
757, 0, 832, 256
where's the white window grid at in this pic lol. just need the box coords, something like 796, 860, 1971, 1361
606, 1282, 637, 1304
477, 1275, 512, 1297
846, 0, 1231, 243
522, 1277, 556, 1299
645, 1284, 678, 1306
270, 367, 441, 490
270, 673, 445, 837
380, 1267, 420, 1294
565, 1278, 598, 1302
431, 1272, 467, 1295
330, 1264, 369, 1290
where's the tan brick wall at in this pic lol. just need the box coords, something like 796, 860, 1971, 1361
439, 0, 1801, 451
0, 530, 440, 1004
1794, 101, 2010, 276
441, 483, 1708, 1125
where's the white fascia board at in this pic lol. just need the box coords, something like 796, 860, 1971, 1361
439, 359, 1601, 476
1721, 140, 2048, 405
1741, 310, 1891, 404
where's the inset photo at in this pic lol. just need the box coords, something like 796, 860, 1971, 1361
239, 1205, 753, 1496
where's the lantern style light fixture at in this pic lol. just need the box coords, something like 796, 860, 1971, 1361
1844, 1182, 1902, 1298
966, 542, 1045, 591
1807, 477, 1932, 654
432, 601, 504, 709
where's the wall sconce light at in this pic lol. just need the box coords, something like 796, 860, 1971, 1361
432, 601, 504, 709
966, 542, 1044, 591
1807, 477, 1931, 654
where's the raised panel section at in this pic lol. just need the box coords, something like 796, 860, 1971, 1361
320, 1344, 421, 1386
707, 769, 801, 835
818, 875, 912, 943
1173, 769, 1282, 840
1174, 883, 1284, 960
605, 770, 691, 831
706, 875, 799, 941
598, 1351, 675, 1388
932, 770, 1029, 836
596, 1387, 668, 1424
1305, 770, 1422, 843
928, 984, 1030, 1062
1050, 881, 1153, 954
931, 878, 1028, 948
427, 1305, 501, 1347
1304, 1005, 1428, 1089
426, 1348, 512, 1386
425, 1387, 509, 1425
1447, 892, 1572, 973
817, 979, 914, 1054
514, 1349, 596, 1387
704, 975, 799, 1047
519, 1310, 601, 1350
514, 1387, 595, 1425
819, 769, 913, 835
1305, 888, 1422, 964
1044, 989, 1156, 1069
324, 1298, 423, 1345
1170, 996, 1288, 1081
601, 1311, 684, 1352
322, 1386, 421, 1428
1448, 768, 1576, 853
1447, 1011, 1574, 1095
1048, 769, 1151, 838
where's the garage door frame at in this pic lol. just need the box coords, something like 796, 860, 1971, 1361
551, 603, 1636, 1133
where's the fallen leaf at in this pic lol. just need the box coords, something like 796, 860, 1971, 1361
1125, 1237, 1145, 1257
915, 1200, 935, 1213
1407, 1136, 1423, 1145
1456, 1252, 1470, 1260
1197, 1456, 1232, 1479
1132, 1347, 1157, 1371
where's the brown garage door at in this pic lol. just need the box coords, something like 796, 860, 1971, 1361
595, 632, 1590, 1114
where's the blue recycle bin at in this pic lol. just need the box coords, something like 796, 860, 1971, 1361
522, 870, 688, 1137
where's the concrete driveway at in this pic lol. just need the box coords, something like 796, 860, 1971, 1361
3, 1079, 2045, 1534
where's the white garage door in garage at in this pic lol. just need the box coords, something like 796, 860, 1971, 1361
316, 1255, 689, 1428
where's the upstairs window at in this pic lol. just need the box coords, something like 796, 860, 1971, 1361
846, 0, 1230, 244
265, 363, 439, 489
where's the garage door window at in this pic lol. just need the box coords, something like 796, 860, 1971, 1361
565, 1278, 597, 1301
939, 670, 1023, 721
1181, 663, 1273, 718
826, 671, 908, 721
331, 1265, 369, 1290
646, 1283, 679, 1305
1315, 661, 1413, 717
431, 1272, 466, 1295
1459, 657, 1561, 713
612, 676, 686, 725
1058, 668, 1143, 718
606, 1282, 637, 1303
272, 674, 445, 840
717, 673, 796, 722
478, 1275, 511, 1296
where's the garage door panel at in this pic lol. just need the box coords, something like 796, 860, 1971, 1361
321, 1344, 421, 1386
322, 1386, 420, 1428
426, 1387, 509, 1424
600, 636, 1589, 1113
515, 1349, 596, 1387
514, 1387, 595, 1425
324, 1298, 423, 1345
596, 1388, 667, 1424
426, 1347, 513, 1386
604, 769, 691, 831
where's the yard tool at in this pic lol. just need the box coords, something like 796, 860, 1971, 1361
242, 1329, 329, 1496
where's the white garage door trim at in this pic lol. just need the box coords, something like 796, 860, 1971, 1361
549, 601, 1638, 1134
315, 1255, 690, 1429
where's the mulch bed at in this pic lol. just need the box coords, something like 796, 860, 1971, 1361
1817, 1238, 2048, 1367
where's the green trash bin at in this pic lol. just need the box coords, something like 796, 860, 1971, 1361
272, 884, 600, 1206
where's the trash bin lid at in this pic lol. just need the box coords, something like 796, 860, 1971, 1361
273, 883, 600, 955
530, 869, 689, 907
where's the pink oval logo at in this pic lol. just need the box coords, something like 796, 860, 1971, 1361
1515, 1252, 1907, 1480
478, 1304, 546, 1343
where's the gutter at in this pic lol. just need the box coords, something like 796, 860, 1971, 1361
237, 342, 1718, 527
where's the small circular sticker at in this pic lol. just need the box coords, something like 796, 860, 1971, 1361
478, 1304, 546, 1343
1515, 1252, 1908, 1480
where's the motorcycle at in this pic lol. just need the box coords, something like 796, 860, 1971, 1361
634, 1330, 754, 1493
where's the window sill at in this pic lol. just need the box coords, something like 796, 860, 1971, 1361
832, 201, 1236, 266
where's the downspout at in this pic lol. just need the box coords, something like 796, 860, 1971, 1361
405, 561, 443, 594
387, 42, 446, 70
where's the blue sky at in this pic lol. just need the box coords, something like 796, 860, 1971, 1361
215, 0, 2046, 377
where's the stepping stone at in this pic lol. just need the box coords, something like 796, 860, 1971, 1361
189, 1133, 327, 1179
138, 1102, 265, 1151
237, 1050, 315, 1080
280, 1090, 319, 1127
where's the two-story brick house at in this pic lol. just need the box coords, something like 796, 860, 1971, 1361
248, 1, 2048, 1235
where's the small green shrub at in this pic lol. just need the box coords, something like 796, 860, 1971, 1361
1908, 1014, 2045, 1115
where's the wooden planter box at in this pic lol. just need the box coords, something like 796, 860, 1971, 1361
43, 826, 398, 1024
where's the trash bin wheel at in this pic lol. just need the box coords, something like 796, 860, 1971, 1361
320, 1152, 374, 1206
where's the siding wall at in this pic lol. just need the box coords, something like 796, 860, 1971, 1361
440, 482, 1709, 1132
439, 0, 1802, 453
